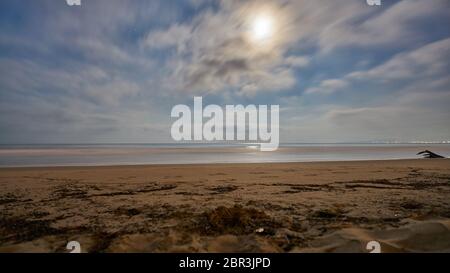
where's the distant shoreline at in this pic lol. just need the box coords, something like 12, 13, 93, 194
1, 144, 449, 167
0, 158, 448, 170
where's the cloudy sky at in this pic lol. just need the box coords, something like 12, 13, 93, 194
0, 0, 449, 144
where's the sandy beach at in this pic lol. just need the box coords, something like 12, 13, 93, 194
0, 159, 449, 253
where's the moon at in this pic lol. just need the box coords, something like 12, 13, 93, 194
249, 13, 274, 44
252, 15, 273, 40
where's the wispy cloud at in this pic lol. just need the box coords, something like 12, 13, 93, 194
0, 0, 449, 143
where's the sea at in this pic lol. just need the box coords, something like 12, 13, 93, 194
0, 143, 449, 167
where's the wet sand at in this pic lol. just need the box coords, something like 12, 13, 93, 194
0, 159, 449, 253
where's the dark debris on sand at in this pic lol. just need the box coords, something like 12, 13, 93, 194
197, 205, 281, 235
0, 217, 62, 243
208, 185, 239, 194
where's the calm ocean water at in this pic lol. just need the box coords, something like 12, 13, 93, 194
0, 143, 449, 167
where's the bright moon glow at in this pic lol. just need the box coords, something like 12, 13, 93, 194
251, 14, 274, 42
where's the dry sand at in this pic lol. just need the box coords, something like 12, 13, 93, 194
0, 159, 449, 253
